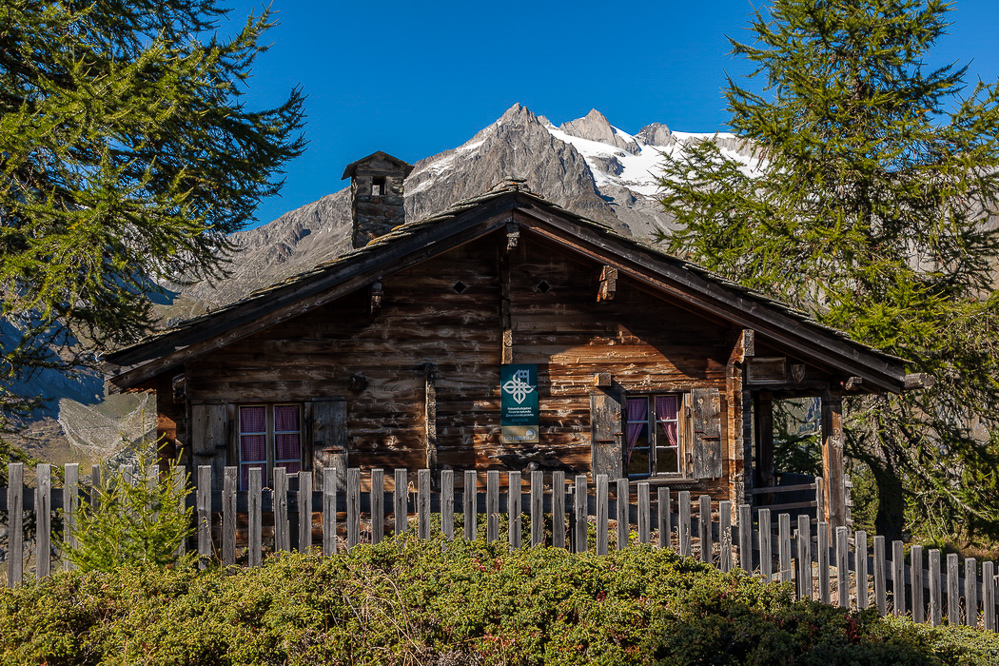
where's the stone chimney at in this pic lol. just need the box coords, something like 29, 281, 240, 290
341, 151, 414, 248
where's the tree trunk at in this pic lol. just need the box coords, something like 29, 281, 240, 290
872, 442, 905, 542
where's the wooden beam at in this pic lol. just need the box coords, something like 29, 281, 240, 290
842, 376, 863, 391
424, 363, 438, 471
499, 235, 513, 365
597, 265, 618, 302
904, 373, 935, 390
821, 390, 847, 531
369, 281, 383, 317
755, 390, 775, 490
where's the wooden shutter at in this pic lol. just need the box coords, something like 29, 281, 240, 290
691, 388, 722, 479
590, 390, 623, 479
190, 403, 229, 489
312, 398, 347, 490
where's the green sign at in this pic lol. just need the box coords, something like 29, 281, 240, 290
501, 364, 539, 443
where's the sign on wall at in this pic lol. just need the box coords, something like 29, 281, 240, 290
500, 364, 539, 444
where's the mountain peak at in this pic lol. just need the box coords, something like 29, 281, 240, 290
560, 109, 640, 155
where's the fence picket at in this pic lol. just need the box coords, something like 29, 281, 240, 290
347, 468, 360, 549
418, 469, 431, 540
370, 468, 384, 545
395, 469, 408, 536
874, 536, 887, 616
596, 475, 608, 556
738, 504, 751, 572
929, 548, 942, 626
892, 540, 905, 617
658, 487, 671, 550
719, 501, 732, 573
679, 491, 691, 558
530, 471, 543, 547
274, 468, 289, 553
64, 463, 79, 570
759, 508, 772, 581
856, 531, 869, 610
966, 558, 978, 627
983, 561, 995, 631
442, 469, 454, 541
487, 471, 499, 543
299, 471, 313, 553
173, 466, 187, 559
7, 463, 23, 586
248, 468, 262, 566
797, 514, 811, 600
637, 483, 650, 545
198, 466, 213, 566
223, 467, 237, 565
778, 512, 791, 583
817, 522, 829, 604
948, 553, 960, 625
553, 471, 566, 549
911, 545, 924, 624
574, 475, 587, 554
35, 464, 51, 579
616, 478, 628, 551
835, 526, 849, 608
464, 470, 476, 541
322, 467, 337, 555
699, 495, 712, 565
509, 471, 521, 550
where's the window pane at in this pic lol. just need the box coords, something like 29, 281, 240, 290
627, 448, 651, 476
274, 405, 300, 432
656, 420, 679, 451
240, 406, 266, 434
240, 434, 267, 463
656, 447, 679, 474
275, 433, 301, 462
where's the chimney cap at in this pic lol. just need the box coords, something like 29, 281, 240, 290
341, 151, 414, 180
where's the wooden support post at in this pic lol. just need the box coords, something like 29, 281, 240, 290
836, 526, 849, 608
198, 465, 213, 567
553, 471, 566, 549
616, 478, 628, 550
441, 469, 454, 541
424, 364, 438, 471
64, 463, 79, 570
821, 391, 847, 531
322, 467, 337, 554
679, 491, 691, 558
797, 514, 811, 600
892, 540, 905, 617
530, 471, 544, 547
658, 487, 671, 550
223, 467, 237, 565
596, 475, 609, 556
756, 391, 775, 490
394, 469, 407, 536
499, 238, 513, 365
487, 471, 499, 543
929, 549, 942, 626
856, 531, 869, 609
464, 470, 476, 541
248, 467, 262, 566
508, 471, 521, 550
574, 475, 587, 554
370, 468, 384, 545
418, 469, 431, 540
911, 545, 924, 624
638, 482, 650, 545
346, 468, 360, 550
35, 463, 51, 579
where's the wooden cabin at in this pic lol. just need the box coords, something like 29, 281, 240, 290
105, 151, 917, 529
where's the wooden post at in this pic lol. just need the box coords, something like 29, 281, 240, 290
699, 495, 712, 565
346, 468, 360, 549
370, 468, 384, 545
836, 526, 849, 608
856, 531, 869, 610
322, 467, 337, 554
499, 236, 514, 364
7, 463, 22, 586
487, 471, 499, 543
820, 392, 846, 531
198, 465, 213, 566
574, 475, 587, 554
274, 467, 289, 553
797, 514, 811, 600
966, 558, 978, 627
947, 553, 960, 625
553, 471, 566, 549
64, 463, 79, 570
983, 560, 995, 631
394, 469, 407, 536
223, 467, 237, 565
298, 471, 313, 553
911, 545, 924, 624
929, 549, 942, 626
530, 471, 543, 547
173, 466, 187, 559
596, 475, 609, 556
817, 522, 829, 604
719, 501, 732, 573
441, 469, 454, 541
658, 487, 671, 550
35, 463, 51, 579
678, 491, 692, 558
892, 540, 905, 617
616, 478, 628, 550
755, 391, 775, 490
638, 482, 650, 545
424, 364, 438, 471
874, 536, 887, 616
738, 503, 752, 572
759, 508, 773, 581
418, 469, 431, 540
778, 512, 792, 583
248, 467, 262, 566
508, 471, 521, 550
463, 470, 476, 541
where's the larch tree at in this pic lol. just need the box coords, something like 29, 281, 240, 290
658, 0, 999, 542
0, 0, 305, 456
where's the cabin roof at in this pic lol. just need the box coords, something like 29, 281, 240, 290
106, 181, 911, 392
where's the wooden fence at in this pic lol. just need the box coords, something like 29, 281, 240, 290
1, 462, 996, 632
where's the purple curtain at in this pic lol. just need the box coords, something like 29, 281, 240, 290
274, 405, 299, 432
240, 406, 266, 434
656, 396, 679, 447
625, 398, 648, 462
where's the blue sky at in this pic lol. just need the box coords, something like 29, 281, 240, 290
224, 0, 999, 228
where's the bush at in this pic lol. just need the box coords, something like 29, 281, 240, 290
3, 538, 999, 664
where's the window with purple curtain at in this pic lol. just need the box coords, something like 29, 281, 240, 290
625, 397, 648, 463
238, 404, 303, 489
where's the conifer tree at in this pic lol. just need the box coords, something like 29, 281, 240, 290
0, 1, 305, 434
659, 0, 999, 541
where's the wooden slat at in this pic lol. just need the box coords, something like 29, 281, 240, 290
371, 468, 384, 545
748, 483, 817, 495
441, 469, 454, 541
248, 468, 262, 566
911, 545, 924, 624
657, 487, 670, 550
596, 475, 608, 556
173, 466, 187, 559
929, 548, 942, 626
892, 540, 905, 617
487, 471, 499, 543
347, 468, 361, 549
7, 463, 22, 587
966, 558, 978, 627
874, 536, 887, 616
298, 471, 312, 553
719, 501, 732, 573
679, 491, 691, 558
198, 466, 213, 567
759, 508, 772, 581
35, 464, 51, 579
63, 463, 79, 570
574, 475, 587, 554
817, 522, 829, 604
274, 468, 290, 553
553, 471, 565, 549
463, 470, 476, 541
418, 469, 431, 540
948, 553, 960, 625
530, 471, 543, 547
797, 515, 811, 600
778, 512, 792, 583
616, 478, 628, 551
394, 469, 407, 536
90, 466, 102, 509
223, 467, 237, 565
738, 503, 752, 572
856, 531, 869, 610
637, 483, 650, 545
508, 471, 521, 550
983, 560, 995, 632
322, 467, 337, 554
699, 495, 712, 565
835, 526, 849, 608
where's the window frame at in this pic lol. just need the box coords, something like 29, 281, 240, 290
624, 393, 687, 480
238, 403, 304, 489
